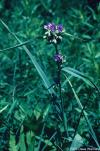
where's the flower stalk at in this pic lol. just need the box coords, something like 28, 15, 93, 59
44, 23, 68, 138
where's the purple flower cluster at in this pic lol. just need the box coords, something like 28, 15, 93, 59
44, 23, 63, 33
54, 53, 63, 63
43, 23, 64, 44
43, 23, 65, 64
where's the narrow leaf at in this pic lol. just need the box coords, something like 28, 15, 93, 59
62, 67, 98, 89
70, 134, 83, 151
0, 104, 9, 114
0, 19, 55, 95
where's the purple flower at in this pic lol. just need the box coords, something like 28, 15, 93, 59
44, 23, 64, 33
44, 23, 56, 32
54, 54, 63, 62
44, 25, 49, 30
57, 24, 63, 32
48, 23, 56, 32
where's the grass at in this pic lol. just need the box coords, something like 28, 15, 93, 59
0, 0, 100, 150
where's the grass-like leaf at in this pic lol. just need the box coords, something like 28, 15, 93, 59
9, 132, 17, 151
70, 134, 83, 151
0, 104, 9, 114
64, 75, 100, 149
0, 40, 33, 52
0, 19, 55, 95
62, 67, 100, 92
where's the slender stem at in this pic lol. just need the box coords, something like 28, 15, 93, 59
54, 44, 68, 137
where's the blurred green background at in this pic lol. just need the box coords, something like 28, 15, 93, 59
0, 0, 100, 150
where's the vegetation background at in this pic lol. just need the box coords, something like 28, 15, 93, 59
0, 0, 100, 150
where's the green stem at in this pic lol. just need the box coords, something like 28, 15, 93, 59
54, 44, 68, 138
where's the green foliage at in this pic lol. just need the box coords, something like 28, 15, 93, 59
0, 0, 100, 151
